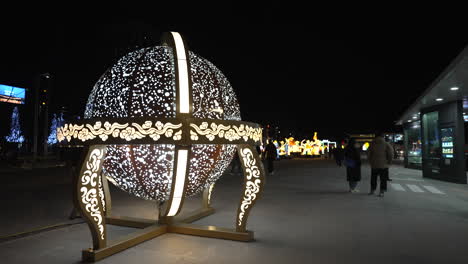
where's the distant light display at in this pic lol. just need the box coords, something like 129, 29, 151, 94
277, 132, 336, 156
48, 113, 64, 145
84, 46, 240, 201
5, 106, 24, 143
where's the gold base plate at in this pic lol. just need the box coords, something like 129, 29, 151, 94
81, 208, 253, 262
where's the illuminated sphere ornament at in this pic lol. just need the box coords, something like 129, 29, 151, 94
84, 43, 241, 202
58, 32, 264, 261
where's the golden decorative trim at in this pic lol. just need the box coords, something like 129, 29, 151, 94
238, 147, 262, 226
98, 174, 106, 212
80, 148, 106, 240
57, 121, 182, 143
190, 122, 262, 143
190, 130, 199, 140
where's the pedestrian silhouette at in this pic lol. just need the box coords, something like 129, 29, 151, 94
265, 139, 277, 175
230, 151, 241, 174
333, 145, 344, 166
368, 132, 394, 197
344, 138, 361, 193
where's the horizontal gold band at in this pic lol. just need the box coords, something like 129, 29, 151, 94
57, 117, 262, 146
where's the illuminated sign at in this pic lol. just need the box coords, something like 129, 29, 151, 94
362, 142, 370, 151
441, 128, 454, 159
394, 134, 403, 141
0, 84, 26, 104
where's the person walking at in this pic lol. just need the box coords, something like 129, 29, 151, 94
368, 132, 394, 197
344, 138, 361, 193
265, 139, 277, 175
328, 146, 334, 159
230, 151, 241, 175
333, 145, 344, 166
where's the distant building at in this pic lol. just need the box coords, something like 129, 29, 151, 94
397, 45, 468, 183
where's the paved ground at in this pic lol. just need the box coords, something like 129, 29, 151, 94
2, 158, 468, 263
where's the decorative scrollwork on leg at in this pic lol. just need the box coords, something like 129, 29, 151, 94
100, 172, 112, 217
74, 146, 107, 250
98, 174, 106, 213
236, 145, 265, 232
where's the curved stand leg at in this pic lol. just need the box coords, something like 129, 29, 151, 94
101, 171, 112, 217
236, 144, 266, 232
202, 183, 215, 209
74, 145, 108, 250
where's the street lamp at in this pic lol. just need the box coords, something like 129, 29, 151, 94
33, 72, 52, 161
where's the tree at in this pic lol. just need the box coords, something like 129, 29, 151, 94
47, 113, 64, 145
5, 106, 25, 143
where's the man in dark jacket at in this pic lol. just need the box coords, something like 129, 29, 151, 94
368, 132, 394, 197
230, 151, 241, 174
333, 145, 344, 166
265, 139, 277, 175
344, 139, 361, 192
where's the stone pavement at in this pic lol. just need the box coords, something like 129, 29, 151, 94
2, 158, 468, 263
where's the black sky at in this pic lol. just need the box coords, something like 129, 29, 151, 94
1, 3, 468, 140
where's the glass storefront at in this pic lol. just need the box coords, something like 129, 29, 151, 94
422, 111, 440, 173
404, 121, 421, 167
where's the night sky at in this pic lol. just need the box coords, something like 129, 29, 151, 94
1, 3, 467, 140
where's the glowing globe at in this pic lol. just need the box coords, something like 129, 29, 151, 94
84, 46, 241, 201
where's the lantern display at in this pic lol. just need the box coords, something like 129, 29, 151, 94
58, 32, 265, 262
276, 132, 336, 157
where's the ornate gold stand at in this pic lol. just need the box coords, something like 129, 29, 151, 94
62, 31, 266, 262
75, 144, 265, 262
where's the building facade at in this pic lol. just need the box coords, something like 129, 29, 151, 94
398, 46, 468, 184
